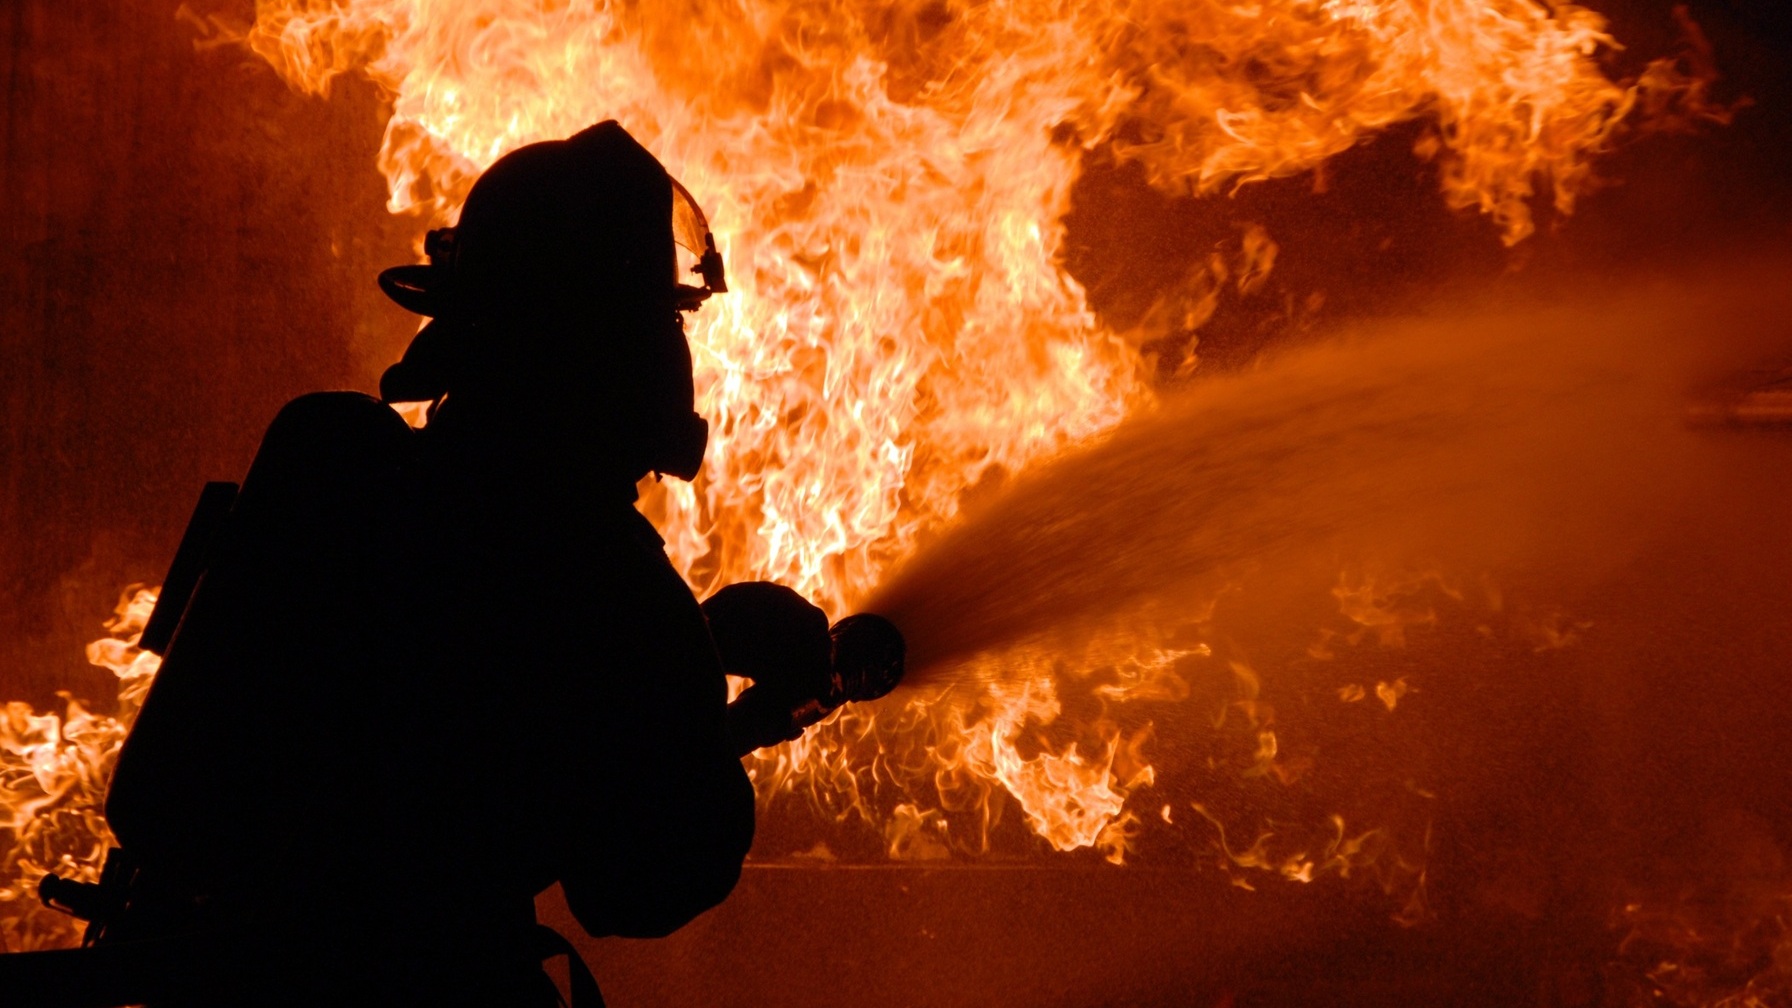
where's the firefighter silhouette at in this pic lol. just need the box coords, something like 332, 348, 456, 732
84, 121, 802, 1006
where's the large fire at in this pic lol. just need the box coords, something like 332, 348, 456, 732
0, 0, 1740, 979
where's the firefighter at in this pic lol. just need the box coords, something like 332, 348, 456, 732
98, 121, 772, 1006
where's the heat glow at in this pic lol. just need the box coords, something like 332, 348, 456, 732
1, 0, 1726, 953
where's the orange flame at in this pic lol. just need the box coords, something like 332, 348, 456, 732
219, 0, 1718, 871
0, 589, 155, 952
0, 1, 1731, 951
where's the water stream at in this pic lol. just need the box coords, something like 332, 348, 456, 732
869, 270, 1778, 688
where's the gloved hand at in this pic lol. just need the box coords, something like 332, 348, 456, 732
700, 581, 832, 755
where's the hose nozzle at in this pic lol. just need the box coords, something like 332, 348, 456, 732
704, 582, 906, 756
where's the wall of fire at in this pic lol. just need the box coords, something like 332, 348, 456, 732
6, 0, 1788, 709
5, 1, 1792, 1002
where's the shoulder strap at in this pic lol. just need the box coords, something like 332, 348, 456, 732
532, 924, 606, 1008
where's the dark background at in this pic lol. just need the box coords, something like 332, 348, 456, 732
2, 1, 415, 708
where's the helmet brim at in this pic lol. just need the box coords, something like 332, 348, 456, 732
378, 264, 447, 317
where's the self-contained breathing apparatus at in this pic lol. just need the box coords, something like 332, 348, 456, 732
6, 120, 904, 1008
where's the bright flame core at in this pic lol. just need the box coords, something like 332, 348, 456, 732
238, 0, 1718, 615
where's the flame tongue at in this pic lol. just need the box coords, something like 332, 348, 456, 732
240, 0, 1717, 614
115, 0, 1724, 873
226, 0, 1719, 868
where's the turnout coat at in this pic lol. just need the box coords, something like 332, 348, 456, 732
103, 390, 754, 1005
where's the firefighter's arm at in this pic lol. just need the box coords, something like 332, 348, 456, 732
557, 559, 755, 939
559, 750, 755, 939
